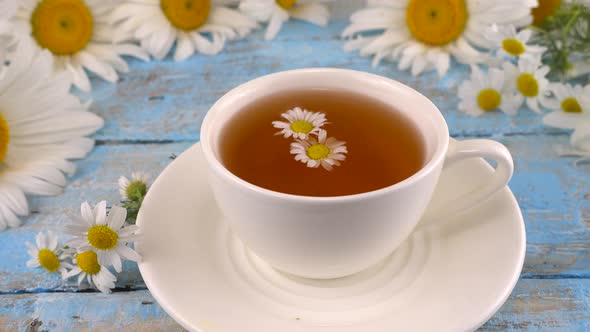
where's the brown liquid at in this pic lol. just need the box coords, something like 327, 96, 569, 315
219, 89, 425, 197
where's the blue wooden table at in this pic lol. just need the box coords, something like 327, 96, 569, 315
1, 15, 590, 332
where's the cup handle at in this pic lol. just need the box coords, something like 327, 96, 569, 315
428, 139, 514, 224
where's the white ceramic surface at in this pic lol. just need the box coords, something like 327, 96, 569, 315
137, 142, 526, 332
200, 68, 514, 279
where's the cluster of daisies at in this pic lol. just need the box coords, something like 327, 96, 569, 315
272, 107, 347, 171
343, 0, 590, 153
0, 0, 334, 92
26, 173, 149, 293
456, 18, 590, 153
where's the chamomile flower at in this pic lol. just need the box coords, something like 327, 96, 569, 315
542, 84, 590, 129
458, 65, 521, 116
272, 107, 327, 139
64, 250, 116, 294
503, 56, 551, 113
66, 201, 141, 273
111, 0, 258, 62
3, 0, 149, 92
119, 172, 149, 201
25, 231, 72, 278
531, 0, 563, 26
484, 24, 546, 61
0, 41, 103, 231
290, 129, 347, 171
342, 0, 536, 76
239, 0, 333, 40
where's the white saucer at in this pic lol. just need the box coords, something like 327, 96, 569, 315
137, 142, 526, 332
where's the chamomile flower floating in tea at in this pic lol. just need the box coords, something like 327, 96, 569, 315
458, 65, 521, 117
25, 231, 73, 278
111, 0, 258, 61
63, 250, 117, 294
503, 56, 551, 113
542, 84, 590, 129
342, 0, 536, 76
272, 107, 327, 139
66, 201, 141, 273
1, 0, 149, 92
484, 24, 546, 61
239, 0, 333, 40
290, 129, 347, 171
0, 41, 103, 231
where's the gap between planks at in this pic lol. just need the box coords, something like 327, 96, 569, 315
95, 131, 571, 146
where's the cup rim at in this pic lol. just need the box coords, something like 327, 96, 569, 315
200, 68, 449, 203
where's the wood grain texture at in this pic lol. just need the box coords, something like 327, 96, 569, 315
0, 14, 587, 330
83, 21, 566, 142
0, 136, 588, 293
1, 280, 589, 331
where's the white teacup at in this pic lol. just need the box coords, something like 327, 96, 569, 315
201, 68, 513, 279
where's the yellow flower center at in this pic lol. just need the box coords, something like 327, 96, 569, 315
502, 38, 525, 56
532, 0, 562, 26
277, 0, 296, 10
290, 120, 314, 134
477, 89, 502, 111
38, 249, 60, 272
76, 250, 101, 275
161, 0, 210, 31
87, 225, 118, 250
406, 0, 467, 46
0, 114, 9, 163
307, 144, 330, 160
517, 73, 539, 97
31, 0, 93, 55
561, 97, 582, 113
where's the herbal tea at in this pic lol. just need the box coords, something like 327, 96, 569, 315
219, 89, 426, 197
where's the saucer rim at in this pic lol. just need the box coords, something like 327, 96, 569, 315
137, 142, 526, 332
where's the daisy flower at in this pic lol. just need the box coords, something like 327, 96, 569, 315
542, 83, 590, 129
25, 231, 73, 278
2, 0, 149, 92
66, 201, 141, 273
64, 250, 116, 293
0, 41, 103, 231
458, 65, 521, 117
531, 0, 563, 26
503, 56, 551, 113
272, 107, 327, 139
119, 172, 150, 201
239, 0, 333, 40
484, 24, 546, 61
342, 0, 537, 76
290, 129, 347, 171
111, 0, 258, 62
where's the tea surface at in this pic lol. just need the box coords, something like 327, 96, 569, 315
219, 89, 425, 197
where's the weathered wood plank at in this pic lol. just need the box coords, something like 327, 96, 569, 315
0, 135, 588, 292
0, 279, 589, 331
84, 21, 562, 142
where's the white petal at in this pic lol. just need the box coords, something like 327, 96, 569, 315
107, 205, 127, 230
94, 201, 107, 225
